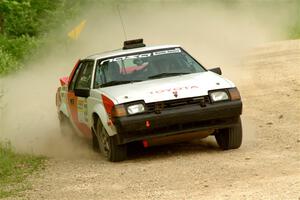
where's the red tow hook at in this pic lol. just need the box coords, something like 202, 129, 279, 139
145, 120, 151, 128
143, 140, 149, 148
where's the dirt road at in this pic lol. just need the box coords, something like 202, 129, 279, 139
4, 40, 292, 200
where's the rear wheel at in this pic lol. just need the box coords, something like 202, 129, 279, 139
215, 117, 242, 150
58, 112, 74, 136
96, 119, 127, 162
92, 129, 100, 152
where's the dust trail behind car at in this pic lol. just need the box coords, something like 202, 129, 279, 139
0, 1, 295, 157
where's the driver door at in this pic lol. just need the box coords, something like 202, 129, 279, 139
67, 60, 94, 138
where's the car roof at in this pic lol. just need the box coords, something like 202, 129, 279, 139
85, 44, 181, 60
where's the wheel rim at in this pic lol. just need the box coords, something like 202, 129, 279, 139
98, 126, 110, 157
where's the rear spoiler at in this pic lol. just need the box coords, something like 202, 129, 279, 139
59, 76, 69, 86
60, 60, 80, 86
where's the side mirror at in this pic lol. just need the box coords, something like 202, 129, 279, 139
209, 67, 222, 75
74, 89, 90, 98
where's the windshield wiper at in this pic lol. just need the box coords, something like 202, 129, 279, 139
100, 80, 142, 87
148, 72, 190, 79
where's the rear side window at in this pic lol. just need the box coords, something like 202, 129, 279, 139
69, 62, 83, 91
74, 61, 94, 90
69, 60, 94, 90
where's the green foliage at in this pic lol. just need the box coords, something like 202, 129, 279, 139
288, 26, 300, 39
0, 47, 18, 74
0, 34, 39, 74
0, 142, 45, 198
288, 6, 300, 39
0, 0, 77, 37
0, 0, 37, 37
0, 35, 39, 61
0, 0, 93, 75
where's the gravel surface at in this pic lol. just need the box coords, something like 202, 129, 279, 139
4, 40, 300, 200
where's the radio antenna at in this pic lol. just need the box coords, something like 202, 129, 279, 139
117, 5, 128, 41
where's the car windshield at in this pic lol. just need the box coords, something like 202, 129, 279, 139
94, 47, 206, 88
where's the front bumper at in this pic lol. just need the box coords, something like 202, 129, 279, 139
113, 100, 242, 144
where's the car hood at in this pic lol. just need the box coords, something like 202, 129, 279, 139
98, 71, 235, 104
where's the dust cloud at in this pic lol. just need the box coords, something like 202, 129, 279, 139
0, 1, 295, 157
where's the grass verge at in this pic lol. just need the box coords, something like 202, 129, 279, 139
0, 142, 45, 199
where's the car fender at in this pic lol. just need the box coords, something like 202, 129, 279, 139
206, 71, 236, 88
57, 85, 70, 117
59, 103, 69, 117
88, 94, 118, 137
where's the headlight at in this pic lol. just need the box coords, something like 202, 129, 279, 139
127, 103, 145, 115
209, 91, 229, 102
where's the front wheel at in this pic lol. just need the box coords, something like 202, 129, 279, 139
96, 120, 127, 162
215, 117, 242, 150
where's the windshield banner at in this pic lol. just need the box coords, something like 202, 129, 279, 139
100, 48, 181, 65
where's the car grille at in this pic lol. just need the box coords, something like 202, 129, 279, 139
146, 96, 211, 114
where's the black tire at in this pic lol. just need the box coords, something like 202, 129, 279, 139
215, 117, 242, 150
96, 119, 127, 162
92, 129, 100, 152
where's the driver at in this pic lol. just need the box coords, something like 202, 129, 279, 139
107, 62, 122, 81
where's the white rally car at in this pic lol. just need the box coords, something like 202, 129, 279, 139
56, 39, 243, 162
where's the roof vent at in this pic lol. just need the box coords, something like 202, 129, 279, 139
123, 38, 146, 50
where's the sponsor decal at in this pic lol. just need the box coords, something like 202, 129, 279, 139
77, 98, 88, 123
150, 85, 199, 94
100, 48, 181, 65
173, 91, 178, 98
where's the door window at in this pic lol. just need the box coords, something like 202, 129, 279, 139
74, 61, 94, 90
69, 62, 83, 91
